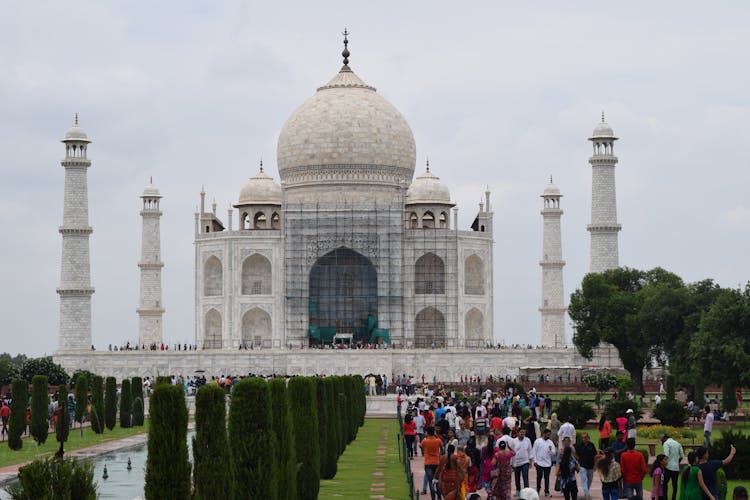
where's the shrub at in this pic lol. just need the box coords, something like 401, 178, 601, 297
4, 457, 96, 500
708, 429, 750, 479
145, 384, 190, 499
70, 369, 96, 389
666, 374, 675, 401
722, 383, 738, 413
270, 378, 297, 500
718, 468, 727, 500
193, 384, 232, 500
354, 375, 366, 427
554, 398, 595, 429
636, 425, 697, 440
288, 377, 320, 500
603, 399, 642, 423
90, 376, 105, 434
320, 378, 337, 480
120, 379, 132, 428
55, 384, 70, 450
131, 377, 144, 426
315, 378, 329, 478
653, 400, 688, 427
228, 377, 276, 499
582, 372, 618, 392
104, 377, 117, 431
8, 379, 27, 450
504, 381, 525, 396
74, 373, 89, 430
20, 357, 69, 385
30, 375, 49, 445
334, 377, 347, 452
330, 378, 344, 457
615, 376, 632, 400
155, 376, 171, 386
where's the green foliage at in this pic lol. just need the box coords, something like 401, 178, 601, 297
70, 370, 96, 389
131, 377, 144, 426
334, 377, 347, 454
319, 378, 338, 480
331, 378, 344, 457
228, 377, 276, 499
104, 377, 117, 431
8, 379, 28, 450
603, 399, 642, 422
354, 375, 366, 427
652, 399, 688, 427
193, 384, 232, 500
74, 373, 88, 425
722, 383, 738, 413
145, 384, 190, 499
637, 425, 696, 440
30, 375, 49, 445
56, 384, 70, 446
616, 375, 633, 400
119, 379, 132, 428
582, 372, 618, 392
0, 353, 28, 367
553, 398, 595, 429
504, 381, 525, 396
666, 374, 676, 401
708, 429, 750, 479
0, 359, 19, 387
288, 377, 320, 500
155, 376, 171, 386
20, 357, 69, 385
3, 457, 96, 500
270, 378, 297, 500
90, 376, 105, 434
717, 468, 727, 500
315, 378, 330, 479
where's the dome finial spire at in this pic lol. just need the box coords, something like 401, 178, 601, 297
601, 110, 605, 123
341, 28, 351, 69
426, 157, 430, 172
259, 157, 264, 173
550, 175, 553, 184
74, 112, 79, 127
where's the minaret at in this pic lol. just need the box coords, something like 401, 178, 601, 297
540, 178, 566, 347
587, 113, 622, 273
137, 179, 165, 347
57, 115, 95, 351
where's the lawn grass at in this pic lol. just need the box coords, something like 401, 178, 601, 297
641, 471, 750, 496
319, 418, 409, 500
0, 422, 148, 468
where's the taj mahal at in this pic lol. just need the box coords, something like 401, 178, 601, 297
54, 34, 623, 379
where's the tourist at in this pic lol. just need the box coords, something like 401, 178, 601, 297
619, 438, 646, 498
420, 426, 442, 499
456, 419, 471, 448
733, 486, 748, 500
556, 445, 580, 500
531, 428, 556, 497
480, 436, 497, 494
548, 413, 561, 447
403, 413, 416, 459
595, 448, 621, 500
615, 412, 628, 441
660, 433, 684, 500
0, 402, 9, 439
696, 444, 736, 500
611, 431, 627, 463
703, 405, 714, 447
650, 454, 667, 500
574, 432, 597, 499
680, 452, 713, 500
511, 428, 533, 495
625, 408, 637, 441
525, 411, 540, 444
414, 409, 426, 454
558, 418, 576, 450
598, 414, 612, 449
491, 440, 516, 500
437, 444, 466, 500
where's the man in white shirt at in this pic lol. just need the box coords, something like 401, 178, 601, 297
511, 428, 533, 495
558, 419, 576, 450
661, 433, 684, 500
704, 405, 714, 447
503, 414, 517, 431
531, 428, 556, 497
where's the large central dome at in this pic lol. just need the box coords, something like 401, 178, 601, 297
277, 57, 416, 200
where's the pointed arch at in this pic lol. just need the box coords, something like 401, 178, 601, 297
422, 211, 435, 228
241, 253, 272, 295
414, 307, 445, 348
415, 252, 445, 294
253, 212, 267, 229
464, 254, 485, 295
203, 256, 223, 296
204, 309, 222, 349
271, 212, 280, 229
464, 308, 484, 347
241, 307, 272, 348
439, 212, 448, 229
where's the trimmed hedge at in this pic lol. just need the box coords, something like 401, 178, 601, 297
74, 373, 89, 428
603, 399, 642, 423
104, 377, 117, 431
315, 378, 331, 479
145, 383, 190, 499
30, 375, 49, 445
120, 379, 132, 428
229, 377, 277, 499
708, 429, 750, 479
5, 457, 96, 499
288, 377, 320, 500
653, 399, 688, 427
90, 376, 105, 434
320, 378, 338, 479
270, 378, 297, 500
55, 384, 70, 448
193, 383, 232, 500
131, 377, 144, 426
554, 398, 595, 429
8, 379, 27, 450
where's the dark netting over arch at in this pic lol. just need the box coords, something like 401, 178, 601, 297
309, 247, 378, 343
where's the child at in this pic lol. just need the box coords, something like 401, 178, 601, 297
650, 454, 666, 500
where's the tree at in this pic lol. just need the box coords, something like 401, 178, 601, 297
131, 377, 144, 426
288, 377, 320, 500
20, 357, 69, 385
0, 352, 28, 367
193, 384, 232, 500
0, 359, 19, 387
569, 267, 685, 395
104, 377, 117, 431
30, 375, 49, 445
74, 373, 89, 437
8, 379, 28, 450
90, 376, 105, 434
270, 378, 297, 500
120, 379, 132, 428
145, 383, 190, 499
315, 378, 331, 479
228, 377, 277, 499
5, 457, 96, 499
319, 378, 338, 479
55, 384, 70, 456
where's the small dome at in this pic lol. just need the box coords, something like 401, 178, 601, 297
543, 180, 560, 196
142, 181, 161, 198
590, 113, 617, 140
236, 167, 282, 206
62, 114, 91, 143
406, 167, 453, 205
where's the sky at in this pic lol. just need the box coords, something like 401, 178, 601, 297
1, 2, 749, 356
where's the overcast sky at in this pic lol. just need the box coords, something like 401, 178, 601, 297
2, 2, 749, 356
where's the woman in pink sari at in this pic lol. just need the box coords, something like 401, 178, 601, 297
491, 440, 515, 500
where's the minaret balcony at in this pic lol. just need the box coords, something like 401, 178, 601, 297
57, 287, 95, 296
589, 156, 619, 165
59, 226, 93, 235
138, 262, 164, 270
587, 223, 622, 232
539, 259, 565, 267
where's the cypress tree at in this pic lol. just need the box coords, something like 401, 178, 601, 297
347, 376, 359, 440
104, 377, 117, 431
315, 378, 329, 479
8, 379, 28, 450
55, 384, 70, 456
228, 377, 276, 500
30, 375, 49, 445
329, 377, 343, 456
90, 376, 105, 434
74, 373, 88, 437
120, 379, 132, 428
145, 383, 190, 500
288, 377, 319, 500
193, 383, 232, 500
334, 377, 348, 450
270, 378, 297, 500
353, 375, 366, 428
321, 378, 338, 479
131, 377, 144, 426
